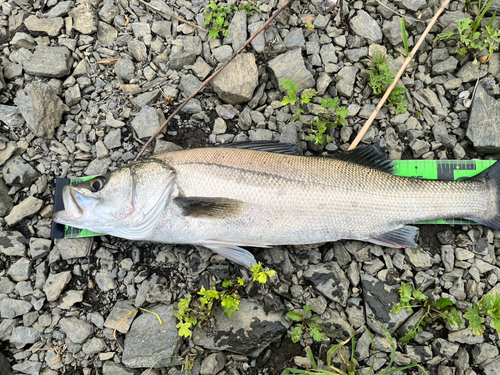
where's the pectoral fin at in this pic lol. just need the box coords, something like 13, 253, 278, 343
174, 197, 247, 219
368, 226, 419, 248
203, 245, 256, 268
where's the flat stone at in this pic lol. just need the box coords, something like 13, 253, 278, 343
152, 20, 171, 38
432, 56, 459, 75
405, 246, 433, 270
0, 231, 27, 256
84, 157, 111, 176
0, 298, 32, 318
97, 21, 118, 46
317, 310, 351, 339
472, 343, 499, 365
130, 89, 160, 108
169, 36, 202, 70
43, 271, 72, 301
0, 105, 24, 128
128, 39, 147, 61
201, 353, 225, 375
10, 327, 41, 349
122, 304, 182, 367
212, 45, 233, 63
131, 106, 165, 138
467, 85, 500, 153
2, 155, 40, 187
226, 10, 246, 50
0, 180, 12, 216
114, 58, 135, 82
336, 66, 359, 97
284, 27, 305, 50
483, 357, 500, 375
5, 196, 43, 226
456, 61, 488, 83
83, 337, 107, 355
7, 258, 31, 282
56, 237, 91, 259
23, 46, 73, 78
211, 53, 258, 105
382, 17, 403, 46
71, 3, 98, 34
59, 317, 93, 343
192, 299, 286, 357
268, 49, 315, 93
104, 300, 138, 334
95, 270, 117, 292
47, 1, 73, 18
303, 262, 350, 305
103, 129, 121, 149
179, 74, 202, 97
58, 290, 84, 309
350, 10, 383, 44
24, 15, 63, 36
394, 0, 426, 11
102, 361, 135, 375
10, 32, 36, 49
12, 361, 41, 375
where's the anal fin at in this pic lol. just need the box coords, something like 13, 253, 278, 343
367, 226, 419, 248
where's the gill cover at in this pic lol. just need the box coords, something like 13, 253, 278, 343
53, 160, 176, 239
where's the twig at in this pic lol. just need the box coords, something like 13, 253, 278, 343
138, 0, 206, 31
134, 0, 297, 161
348, 0, 452, 151
339, 0, 346, 28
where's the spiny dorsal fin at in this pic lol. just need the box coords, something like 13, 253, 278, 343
333, 145, 393, 174
174, 197, 247, 219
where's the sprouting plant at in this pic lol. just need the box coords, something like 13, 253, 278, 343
204, 1, 232, 38
281, 323, 429, 375
391, 283, 461, 343
173, 262, 275, 337
400, 18, 409, 57
436, 0, 500, 60
463, 293, 500, 335
237, 2, 261, 16
368, 52, 408, 114
287, 305, 325, 343
414, 110, 422, 118
281, 78, 349, 145
305, 23, 315, 30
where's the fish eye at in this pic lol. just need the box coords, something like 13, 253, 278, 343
89, 177, 106, 192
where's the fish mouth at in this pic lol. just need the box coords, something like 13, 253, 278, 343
52, 186, 94, 224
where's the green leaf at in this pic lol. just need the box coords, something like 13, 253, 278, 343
303, 305, 312, 314
237, 277, 245, 286
291, 326, 303, 343
391, 304, 404, 314
310, 325, 325, 342
222, 279, 233, 288
287, 311, 304, 322
281, 79, 299, 95
281, 97, 291, 106
301, 89, 317, 105
177, 322, 192, 338
448, 308, 462, 328
257, 272, 267, 284
208, 29, 219, 39
400, 331, 416, 343
399, 283, 413, 304
464, 306, 485, 335
265, 270, 277, 279
222, 295, 240, 318
435, 298, 454, 309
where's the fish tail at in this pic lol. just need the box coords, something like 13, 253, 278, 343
469, 161, 500, 230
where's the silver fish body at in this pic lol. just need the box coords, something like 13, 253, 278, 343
53, 146, 500, 267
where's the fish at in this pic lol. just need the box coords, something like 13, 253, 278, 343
52, 144, 500, 268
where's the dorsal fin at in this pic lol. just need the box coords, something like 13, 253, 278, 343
333, 145, 393, 174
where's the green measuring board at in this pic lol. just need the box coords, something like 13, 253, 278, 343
51, 159, 498, 239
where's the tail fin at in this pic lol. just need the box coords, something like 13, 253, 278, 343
470, 161, 500, 230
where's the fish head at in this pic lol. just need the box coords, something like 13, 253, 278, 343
53, 160, 176, 238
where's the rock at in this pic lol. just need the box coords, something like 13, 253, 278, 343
284, 27, 305, 50
58, 290, 84, 309
409, 139, 430, 158
405, 247, 433, 271
336, 66, 359, 97
59, 317, 93, 343
432, 56, 459, 75
457, 61, 488, 83
0, 181, 12, 216
10, 32, 36, 49
114, 58, 135, 82
10, 327, 41, 349
211, 53, 258, 105
268, 49, 315, 93
0, 298, 32, 318
432, 338, 459, 359
179, 74, 202, 97
152, 20, 171, 39
102, 361, 135, 375
43, 271, 72, 301
433, 122, 453, 148
97, 21, 118, 46
104, 300, 138, 334
128, 39, 147, 61
47, 1, 73, 18
130, 89, 160, 108
5, 196, 43, 226
122, 304, 182, 368
0, 105, 24, 128
14, 81, 65, 137
7, 258, 31, 281
95, 270, 116, 292
249, 129, 274, 141
169, 36, 202, 70
12, 361, 41, 375
24, 15, 63, 36
441, 245, 455, 273
0, 352, 11, 375
483, 357, 500, 375
193, 299, 286, 357
362, 274, 412, 334
394, 0, 426, 11
65, 84, 81, 106
382, 17, 403, 46
85, 158, 111, 176
303, 262, 349, 305
56, 237, 92, 259
2, 156, 40, 187
350, 10, 383, 44
71, 4, 98, 34
472, 343, 499, 365
226, 10, 246, 50
200, 353, 226, 375
131, 106, 165, 138
22, 46, 73, 78
0, 231, 27, 256
467, 85, 500, 153
82, 337, 107, 355
448, 329, 484, 344
317, 310, 351, 339
104, 129, 121, 149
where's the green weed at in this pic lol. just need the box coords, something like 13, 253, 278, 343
281, 79, 349, 145
204, 1, 260, 39
464, 292, 500, 335
173, 262, 275, 337
400, 18, 409, 57
281, 323, 429, 375
287, 305, 325, 343
368, 52, 408, 114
